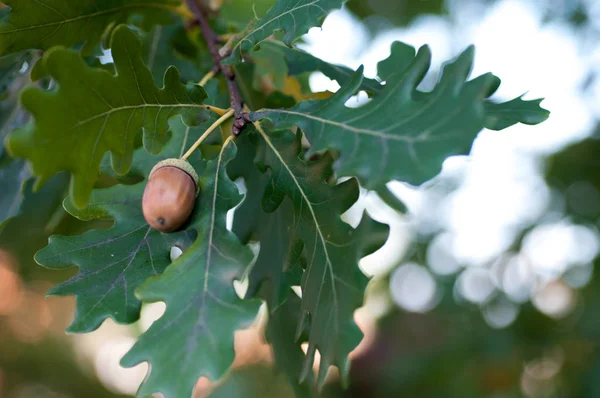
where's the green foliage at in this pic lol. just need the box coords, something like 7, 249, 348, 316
121, 141, 259, 398
229, 132, 302, 308
0, 52, 33, 224
252, 47, 492, 188
252, 44, 548, 189
0, 174, 70, 278
267, 294, 315, 397
224, 0, 345, 64
253, 127, 388, 385
0, 0, 180, 55
259, 40, 382, 94
0, 0, 551, 396
546, 134, 600, 222
141, 24, 213, 85
34, 117, 203, 332
0, 156, 29, 224
483, 95, 550, 131
7, 25, 208, 208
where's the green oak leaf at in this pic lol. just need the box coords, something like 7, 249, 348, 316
224, 0, 345, 65
35, 117, 202, 333
261, 40, 382, 94
229, 133, 312, 395
252, 45, 547, 189
219, 0, 276, 31
483, 95, 550, 131
229, 132, 302, 308
267, 293, 315, 397
35, 181, 194, 333
376, 41, 417, 81
141, 24, 213, 85
0, 174, 70, 277
375, 42, 550, 131
7, 25, 210, 208
271, 39, 548, 132
253, 126, 388, 386
121, 140, 260, 398
0, 0, 180, 55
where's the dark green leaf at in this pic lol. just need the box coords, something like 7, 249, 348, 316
229, 133, 313, 395
7, 25, 209, 208
260, 40, 382, 94
483, 95, 550, 130
0, 0, 180, 55
142, 24, 213, 85
0, 174, 70, 274
252, 45, 546, 189
274, 39, 548, 134
35, 117, 201, 333
376, 41, 416, 82
252, 47, 492, 188
267, 293, 315, 397
229, 132, 302, 308
36, 181, 193, 333
253, 126, 388, 386
224, 0, 345, 64
121, 140, 260, 398
219, 0, 277, 31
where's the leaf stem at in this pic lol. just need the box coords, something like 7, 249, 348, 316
203, 104, 229, 116
185, 0, 248, 135
181, 108, 235, 160
199, 70, 216, 87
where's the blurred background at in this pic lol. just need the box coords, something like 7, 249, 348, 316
2, 0, 600, 397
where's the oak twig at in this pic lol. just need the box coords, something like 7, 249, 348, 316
185, 0, 248, 136
181, 109, 235, 160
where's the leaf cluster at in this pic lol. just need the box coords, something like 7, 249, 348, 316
0, 0, 548, 397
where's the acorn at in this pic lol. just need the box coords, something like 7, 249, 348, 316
142, 158, 199, 232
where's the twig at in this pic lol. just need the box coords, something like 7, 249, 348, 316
199, 70, 216, 86
185, 0, 248, 136
181, 108, 235, 160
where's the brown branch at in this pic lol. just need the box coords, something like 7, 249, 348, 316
185, 0, 248, 136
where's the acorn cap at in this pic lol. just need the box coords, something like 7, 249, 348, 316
149, 158, 199, 190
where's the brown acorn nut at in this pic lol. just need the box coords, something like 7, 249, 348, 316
142, 158, 199, 232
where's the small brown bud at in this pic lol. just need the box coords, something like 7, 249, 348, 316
142, 159, 199, 232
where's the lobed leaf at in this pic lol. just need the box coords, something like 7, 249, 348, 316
230, 133, 314, 394
483, 95, 550, 131
36, 183, 194, 332
35, 117, 202, 333
267, 293, 315, 397
253, 45, 548, 190
253, 126, 388, 386
229, 132, 302, 308
260, 40, 382, 94
7, 25, 210, 208
269, 39, 549, 133
224, 0, 345, 64
121, 140, 260, 398
0, 0, 180, 55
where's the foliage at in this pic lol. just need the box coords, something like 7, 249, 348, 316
0, 0, 549, 397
